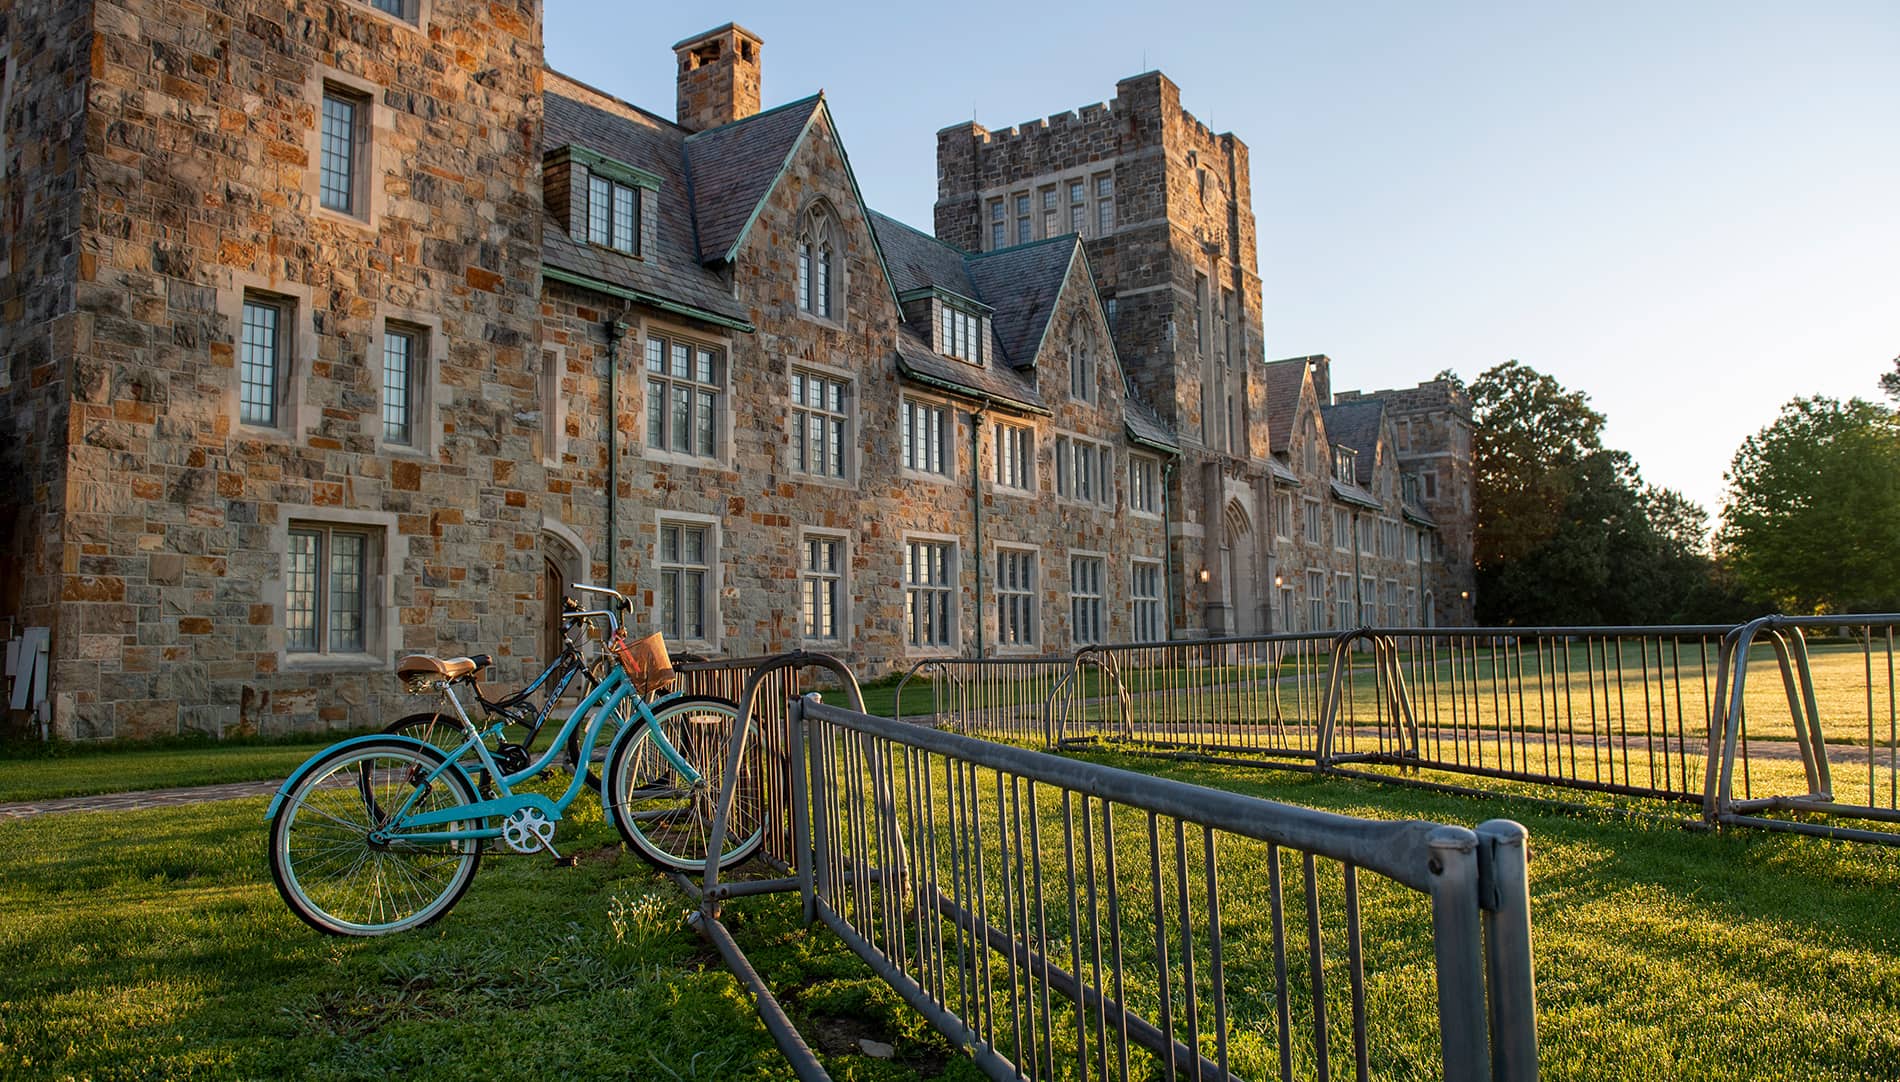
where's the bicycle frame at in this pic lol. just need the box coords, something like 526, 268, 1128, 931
374, 664, 695, 845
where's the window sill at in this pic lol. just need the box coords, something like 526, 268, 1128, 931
282, 651, 389, 673
786, 471, 857, 491
795, 310, 845, 331
379, 441, 434, 459
899, 469, 955, 486
985, 483, 1038, 500
236, 422, 296, 443
1128, 508, 1163, 521
312, 206, 377, 233
587, 240, 641, 259
642, 447, 729, 471
353, 1, 425, 30
993, 642, 1041, 657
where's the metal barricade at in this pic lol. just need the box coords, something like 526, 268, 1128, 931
1051, 634, 1339, 760
893, 656, 1077, 743
795, 693, 1537, 1081
1708, 615, 1900, 844
1324, 626, 1734, 805
677, 651, 1539, 1081
675, 655, 802, 867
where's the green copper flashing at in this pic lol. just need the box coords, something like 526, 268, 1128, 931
894, 355, 1049, 417
541, 266, 755, 333
547, 145, 663, 191
897, 285, 994, 315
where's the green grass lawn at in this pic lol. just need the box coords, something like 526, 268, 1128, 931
0, 739, 355, 803
4, 753, 1897, 1080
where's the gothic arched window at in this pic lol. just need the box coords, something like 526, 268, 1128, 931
797, 203, 840, 320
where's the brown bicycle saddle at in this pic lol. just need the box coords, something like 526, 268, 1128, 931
395, 653, 494, 683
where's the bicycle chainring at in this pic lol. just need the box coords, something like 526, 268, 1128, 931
492, 741, 531, 776
501, 807, 557, 854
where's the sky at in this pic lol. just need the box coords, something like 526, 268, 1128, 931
546, 2, 1900, 518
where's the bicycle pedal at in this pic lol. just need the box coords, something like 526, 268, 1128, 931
551, 854, 580, 868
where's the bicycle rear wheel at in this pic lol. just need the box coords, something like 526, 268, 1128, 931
269, 738, 483, 936
386, 711, 493, 793
603, 696, 766, 872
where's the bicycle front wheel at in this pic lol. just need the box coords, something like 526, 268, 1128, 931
604, 696, 766, 872
268, 738, 484, 936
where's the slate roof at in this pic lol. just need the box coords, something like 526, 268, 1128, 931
965, 238, 1080, 368
893, 326, 1046, 414
682, 95, 822, 263
1122, 394, 1179, 453
1320, 399, 1387, 486
1262, 356, 1321, 453
540, 83, 750, 326
867, 209, 978, 300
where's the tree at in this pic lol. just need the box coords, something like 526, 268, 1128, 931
1718, 396, 1900, 614
1882, 355, 1900, 406
1470, 361, 1738, 624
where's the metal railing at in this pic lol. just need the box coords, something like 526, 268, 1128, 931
1326, 625, 1736, 805
673, 654, 804, 867
1707, 615, 1900, 844
677, 651, 1539, 1081
908, 615, 1900, 845
796, 694, 1536, 1081
893, 656, 1077, 743
1050, 634, 1340, 761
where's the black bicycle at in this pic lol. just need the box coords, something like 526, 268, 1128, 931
385, 598, 628, 791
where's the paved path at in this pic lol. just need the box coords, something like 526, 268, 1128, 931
0, 779, 282, 821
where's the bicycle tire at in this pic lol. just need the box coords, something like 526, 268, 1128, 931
563, 654, 623, 792
603, 695, 766, 872
268, 738, 483, 936
385, 711, 493, 793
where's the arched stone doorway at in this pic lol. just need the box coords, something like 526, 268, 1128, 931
1220, 500, 1260, 637
540, 525, 587, 668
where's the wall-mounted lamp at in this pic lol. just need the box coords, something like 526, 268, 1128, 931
1460, 591, 1470, 600
1197, 568, 1211, 584
1273, 573, 1284, 588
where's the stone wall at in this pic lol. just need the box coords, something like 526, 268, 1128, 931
45, 0, 544, 738
0, 0, 94, 735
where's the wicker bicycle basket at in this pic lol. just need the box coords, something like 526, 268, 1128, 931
612, 631, 677, 698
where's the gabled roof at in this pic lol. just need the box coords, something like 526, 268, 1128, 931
965, 237, 1080, 368
540, 83, 750, 328
1263, 356, 1321, 453
681, 95, 824, 265
1320, 398, 1387, 486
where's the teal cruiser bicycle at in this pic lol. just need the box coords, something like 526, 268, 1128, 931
266, 584, 764, 936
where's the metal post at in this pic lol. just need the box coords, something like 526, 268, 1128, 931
1477, 819, 1538, 1081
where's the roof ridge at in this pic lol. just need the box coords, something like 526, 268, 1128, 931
682, 92, 824, 141
544, 68, 685, 132
968, 233, 1079, 260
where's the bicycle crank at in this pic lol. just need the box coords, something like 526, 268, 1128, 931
500, 807, 561, 858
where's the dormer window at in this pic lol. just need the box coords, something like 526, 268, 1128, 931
797, 203, 840, 320
939, 304, 984, 364
1334, 447, 1357, 485
587, 172, 639, 254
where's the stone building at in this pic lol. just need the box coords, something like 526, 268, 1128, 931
934, 77, 1474, 637
0, 8, 1473, 740
1333, 377, 1476, 625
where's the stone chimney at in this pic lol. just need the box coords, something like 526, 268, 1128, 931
673, 24, 763, 133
